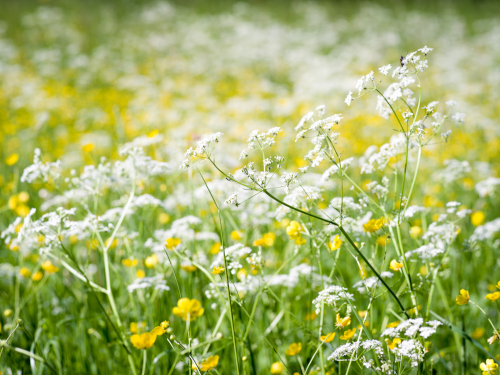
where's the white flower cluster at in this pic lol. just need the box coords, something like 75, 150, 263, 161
360, 134, 412, 174
294, 106, 343, 171
312, 285, 354, 314
329, 196, 364, 214
366, 177, 390, 200
21, 148, 62, 183
266, 264, 331, 289
275, 185, 322, 220
321, 158, 353, 182
436, 159, 471, 184
210, 243, 252, 274
406, 221, 458, 260
180, 132, 224, 169
116, 147, 171, 180
205, 264, 332, 298
127, 275, 170, 293
0, 207, 110, 256
147, 215, 204, 251
475, 177, 500, 197
381, 318, 442, 339
239, 128, 281, 160
119, 133, 164, 154
392, 339, 426, 368
353, 272, 394, 293
470, 218, 500, 242
328, 340, 394, 374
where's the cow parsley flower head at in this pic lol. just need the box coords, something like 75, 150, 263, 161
379, 64, 392, 76
345, 91, 353, 106
21, 148, 62, 184
452, 112, 466, 124
312, 285, 354, 313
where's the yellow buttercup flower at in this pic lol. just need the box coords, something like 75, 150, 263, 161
150, 325, 167, 336
286, 221, 302, 239
130, 322, 141, 334
471, 211, 485, 226
8, 196, 19, 210
5, 153, 19, 166
181, 263, 197, 272
486, 292, 500, 301
471, 327, 486, 339
210, 242, 221, 254
136, 269, 146, 278
456, 289, 470, 305
212, 266, 225, 275
237, 269, 247, 281
285, 342, 302, 356
253, 238, 266, 246
231, 230, 243, 240
145, 254, 158, 268
18, 191, 29, 203
7, 241, 19, 252
376, 235, 390, 247
320, 332, 335, 343
387, 321, 400, 328
295, 236, 306, 245
82, 143, 94, 152
340, 328, 356, 340
130, 321, 169, 349
32, 271, 43, 281
270, 362, 284, 374
158, 213, 170, 224
165, 237, 181, 250
419, 265, 429, 276
4, 309, 13, 317
16, 205, 30, 217
41, 260, 59, 274
193, 355, 219, 371
105, 238, 118, 249
147, 129, 159, 138
262, 232, 276, 246
122, 258, 138, 267
335, 313, 351, 329
328, 235, 342, 251
387, 338, 401, 350
286, 221, 306, 245
130, 332, 157, 349
254, 232, 276, 247
480, 359, 498, 375
410, 226, 423, 239
363, 218, 385, 233
172, 298, 204, 321
389, 260, 403, 272
20, 267, 31, 278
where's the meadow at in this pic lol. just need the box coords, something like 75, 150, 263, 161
1, 1, 500, 374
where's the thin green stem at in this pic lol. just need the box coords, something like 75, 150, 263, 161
0, 342, 59, 375
196, 168, 241, 375
141, 350, 147, 375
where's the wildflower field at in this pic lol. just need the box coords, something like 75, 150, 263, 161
1, 0, 500, 374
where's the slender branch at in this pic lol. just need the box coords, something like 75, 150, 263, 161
260, 188, 409, 318
196, 168, 241, 375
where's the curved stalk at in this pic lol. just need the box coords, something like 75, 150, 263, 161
261, 188, 409, 318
